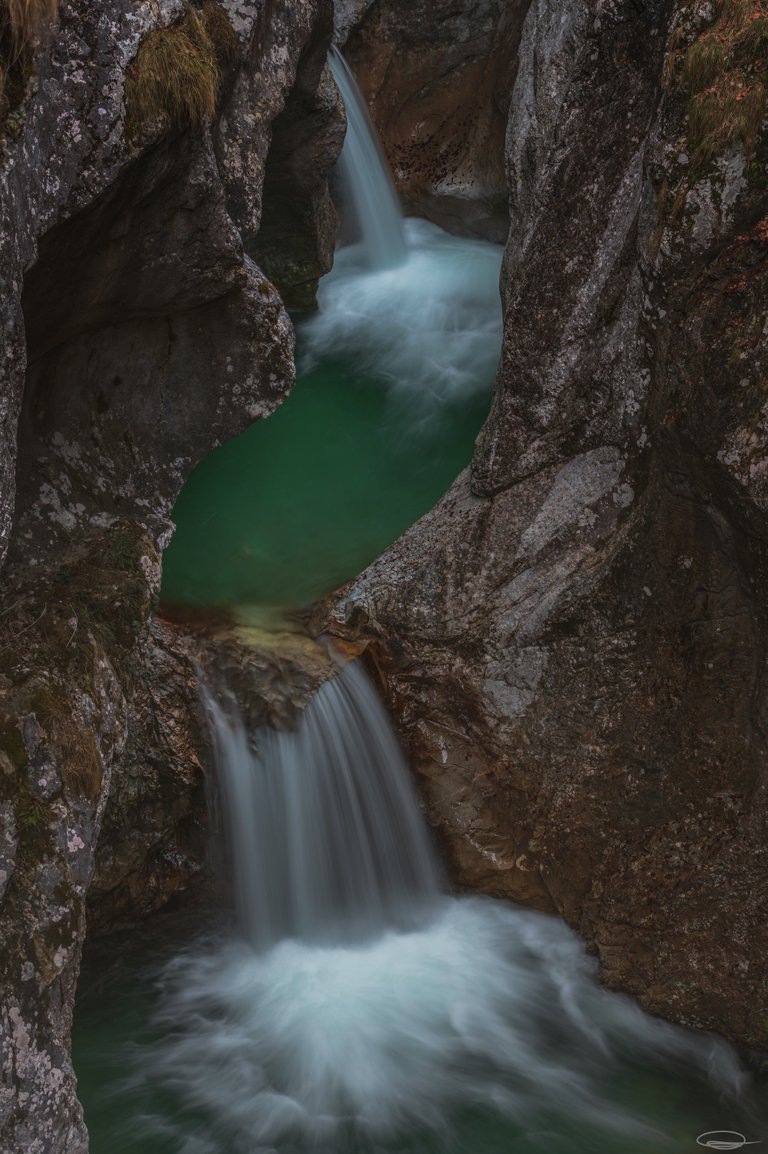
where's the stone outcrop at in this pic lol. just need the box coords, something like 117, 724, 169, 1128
88, 610, 337, 932
326, 0, 768, 1051
0, 0, 341, 1148
338, 0, 528, 241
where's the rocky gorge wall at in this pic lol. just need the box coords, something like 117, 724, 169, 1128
327, 0, 768, 1051
0, 0, 342, 1148
0, 0, 766, 1147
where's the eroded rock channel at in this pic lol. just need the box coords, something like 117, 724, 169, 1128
0, 0, 766, 1150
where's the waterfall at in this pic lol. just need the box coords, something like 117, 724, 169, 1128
329, 46, 407, 269
204, 659, 441, 949
122, 659, 749, 1154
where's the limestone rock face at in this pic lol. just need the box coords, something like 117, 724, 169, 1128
0, 0, 341, 571
0, 1, 340, 1148
327, 0, 768, 1050
339, 0, 528, 241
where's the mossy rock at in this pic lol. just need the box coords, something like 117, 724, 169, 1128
678, 0, 768, 174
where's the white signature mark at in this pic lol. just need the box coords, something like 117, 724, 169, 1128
696, 1134, 762, 1151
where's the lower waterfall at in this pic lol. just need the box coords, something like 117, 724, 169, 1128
78, 659, 755, 1154
203, 660, 441, 950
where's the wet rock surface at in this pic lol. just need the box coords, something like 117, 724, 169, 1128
88, 609, 337, 933
326, 0, 768, 1051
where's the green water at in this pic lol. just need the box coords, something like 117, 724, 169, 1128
161, 218, 504, 609
160, 357, 488, 608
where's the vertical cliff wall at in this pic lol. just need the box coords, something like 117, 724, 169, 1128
328, 0, 768, 1050
0, 1, 341, 1148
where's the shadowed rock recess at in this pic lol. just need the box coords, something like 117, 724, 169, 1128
0, 0, 339, 1148
326, 0, 768, 1051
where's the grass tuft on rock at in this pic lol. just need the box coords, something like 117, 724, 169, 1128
125, 1, 238, 139
681, 0, 768, 171
0, 0, 57, 53
0, 0, 57, 135
33, 684, 102, 798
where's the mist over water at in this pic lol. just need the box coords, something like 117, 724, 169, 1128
132, 898, 747, 1154
302, 219, 503, 414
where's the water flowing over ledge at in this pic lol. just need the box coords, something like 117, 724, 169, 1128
94, 661, 751, 1154
202, 660, 441, 950
328, 47, 407, 270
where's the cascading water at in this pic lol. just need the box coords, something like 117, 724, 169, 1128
73, 48, 764, 1154
203, 661, 441, 949
103, 660, 753, 1154
328, 46, 407, 269
160, 52, 505, 610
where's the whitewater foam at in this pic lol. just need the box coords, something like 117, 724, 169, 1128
300, 219, 503, 412
137, 896, 745, 1154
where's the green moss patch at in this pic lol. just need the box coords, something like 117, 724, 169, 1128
0, 521, 155, 799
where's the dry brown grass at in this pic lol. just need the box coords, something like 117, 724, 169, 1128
682, 0, 768, 169
0, 0, 57, 52
125, 1, 238, 138
0, 0, 57, 132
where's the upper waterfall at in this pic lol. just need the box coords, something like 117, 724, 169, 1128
329, 46, 407, 269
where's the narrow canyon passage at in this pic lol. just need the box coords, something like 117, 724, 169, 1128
160, 48, 502, 612
69, 51, 767, 1154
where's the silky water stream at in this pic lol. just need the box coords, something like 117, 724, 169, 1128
75, 659, 762, 1154
74, 51, 766, 1154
